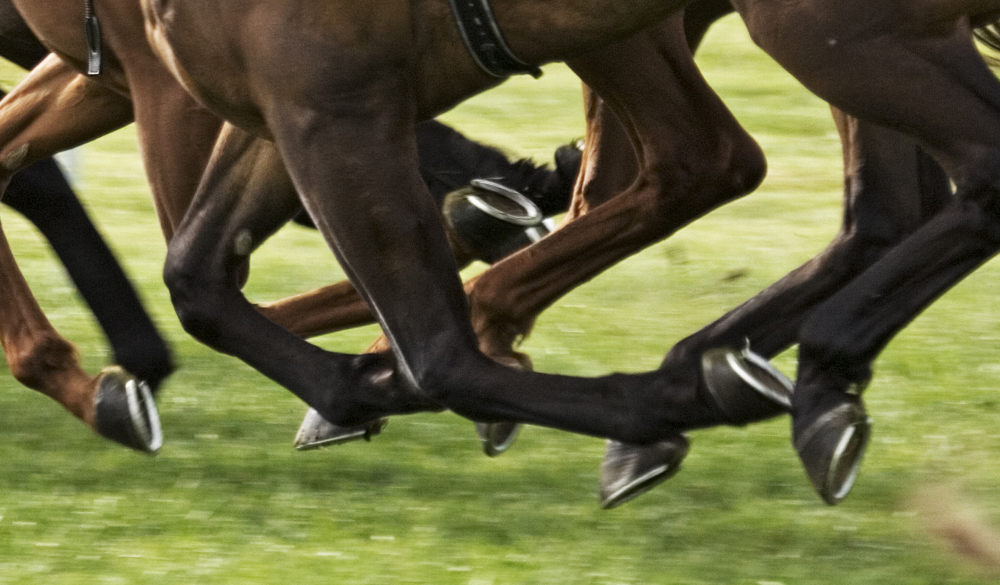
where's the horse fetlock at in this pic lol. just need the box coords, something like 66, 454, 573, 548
470, 306, 533, 358
476, 321, 531, 362
168, 285, 229, 347
344, 352, 443, 422
609, 374, 682, 445
113, 339, 175, 392
7, 333, 80, 390
618, 410, 673, 446
793, 347, 872, 413
798, 312, 876, 380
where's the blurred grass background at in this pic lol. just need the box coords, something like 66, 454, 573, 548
1, 14, 1000, 584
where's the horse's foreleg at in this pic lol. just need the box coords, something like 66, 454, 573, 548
164, 122, 439, 427
668, 109, 952, 365
452, 18, 768, 504
127, 70, 221, 241
0, 208, 161, 451
249, 44, 766, 445
466, 19, 765, 433
0, 55, 162, 451
648, 113, 954, 505
255, 281, 373, 339
731, 0, 1000, 503
0, 215, 89, 418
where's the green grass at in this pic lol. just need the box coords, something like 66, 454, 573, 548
2, 15, 1000, 584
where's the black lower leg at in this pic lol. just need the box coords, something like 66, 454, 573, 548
3, 158, 173, 388
794, 185, 1000, 425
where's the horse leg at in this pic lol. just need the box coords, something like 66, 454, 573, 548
468, 18, 764, 377
120, 77, 222, 242
164, 121, 444, 429
668, 109, 952, 369
730, 0, 1000, 503
449, 16, 767, 505
183, 122, 395, 449
3, 157, 174, 390
256, 281, 374, 339
0, 55, 163, 451
144, 0, 790, 456
350, 12, 764, 489
0, 2, 176, 435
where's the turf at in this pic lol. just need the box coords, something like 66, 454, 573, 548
1, 15, 1000, 584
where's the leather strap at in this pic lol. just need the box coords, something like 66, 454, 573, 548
84, 0, 102, 75
447, 0, 542, 79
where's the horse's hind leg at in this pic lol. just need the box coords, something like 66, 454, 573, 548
653, 113, 952, 507
0, 56, 162, 451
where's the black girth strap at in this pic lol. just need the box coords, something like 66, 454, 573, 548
84, 0, 102, 75
447, 0, 542, 79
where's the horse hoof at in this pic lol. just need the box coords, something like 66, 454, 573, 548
93, 367, 163, 454
475, 421, 522, 457
444, 180, 548, 264
293, 408, 387, 451
794, 401, 872, 505
701, 347, 794, 424
599, 435, 689, 510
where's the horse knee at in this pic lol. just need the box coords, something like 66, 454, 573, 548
163, 249, 227, 345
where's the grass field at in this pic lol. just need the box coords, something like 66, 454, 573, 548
3, 15, 1000, 584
